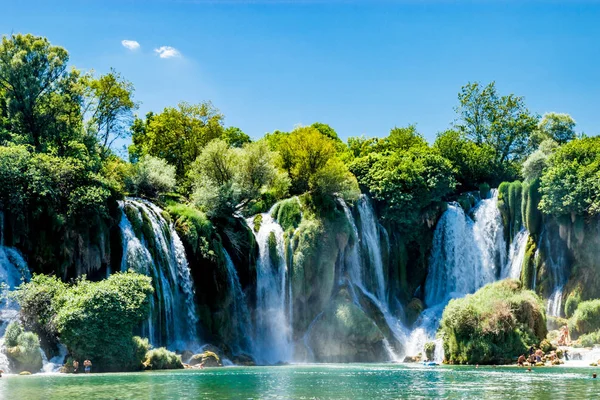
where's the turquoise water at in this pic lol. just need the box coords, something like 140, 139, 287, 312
1, 364, 598, 399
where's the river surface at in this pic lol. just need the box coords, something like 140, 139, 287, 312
0, 364, 598, 399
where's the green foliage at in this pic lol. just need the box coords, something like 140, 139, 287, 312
277, 126, 358, 200
564, 289, 582, 319
129, 102, 225, 183
190, 139, 289, 218
539, 137, 600, 216
424, 341, 436, 361
570, 299, 600, 336
479, 183, 491, 199
520, 238, 537, 289
167, 203, 215, 260
268, 231, 280, 267
274, 197, 302, 232
15, 272, 153, 372
434, 129, 510, 190
130, 154, 177, 198
350, 129, 455, 237
253, 214, 263, 233
4, 322, 43, 373
497, 181, 524, 241
578, 330, 600, 348
524, 178, 542, 235
222, 126, 250, 148
144, 347, 183, 370
455, 81, 538, 164
440, 280, 547, 365
534, 112, 576, 146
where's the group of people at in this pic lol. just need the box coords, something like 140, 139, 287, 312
72, 359, 92, 373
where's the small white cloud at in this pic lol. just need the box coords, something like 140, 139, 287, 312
121, 40, 140, 50
154, 46, 181, 59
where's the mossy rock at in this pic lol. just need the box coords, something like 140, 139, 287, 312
189, 351, 222, 367
307, 287, 387, 363
273, 197, 302, 232
253, 214, 263, 233
231, 353, 256, 366
19, 371, 32, 375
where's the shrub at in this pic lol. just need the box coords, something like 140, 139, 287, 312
4, 322, 43, 373
439, 280, 546, 365
578, 330, 600, 348
168, 203, 214, 260
274, 197, 302, 232
479, 183, 491, 199
570, 299, 600, 335
144, 347, 183, 370
564, 289, 582, 318
131, 155, 176, 198
15, 272, 153, 372
424, 341, 436, 361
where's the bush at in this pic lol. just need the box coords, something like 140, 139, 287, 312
274, 197, 302, 232
143, 347, 183, 370
167, 203, 215, 260
424, 341, 436, 361
4, 322, 43, 373
479, 183, 491, 199
131, 155, 176, 198
439, 280, 547, 365
564, 289, 582, 318
14, 272, 153, 372
578, 330, 600, 348
570, 299, 600, 335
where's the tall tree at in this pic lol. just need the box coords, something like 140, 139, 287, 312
0, 34, 71, 150
129, 102, 224, 181
536, 112, 576, 145
455, 81, 538, 164
84, 68, 137, 158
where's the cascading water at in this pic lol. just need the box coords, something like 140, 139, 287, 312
338, 198, 408, 360
357, 195, 386, 303
223, 249, 254, 355
0, 212, 32, 373
503, 229, 529, 280
411, 192, 506, 360
247, 211, 291, 364
118, 199, 199, 349
540, 227, 569, 317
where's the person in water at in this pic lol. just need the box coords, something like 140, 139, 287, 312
517, 355, 526, 367
84, 359, 92, 373
73, 360, 79, 374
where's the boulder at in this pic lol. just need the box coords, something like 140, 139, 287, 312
231, 353, 256, 366
306, 287, 387, 363
189, 351, 222, 367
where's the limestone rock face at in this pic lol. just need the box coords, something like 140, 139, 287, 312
307, 288, 387, 363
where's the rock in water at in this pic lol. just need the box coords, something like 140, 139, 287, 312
189, 351, 221, 367
307, 288, 387, 362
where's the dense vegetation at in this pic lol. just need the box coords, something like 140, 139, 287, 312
439, 280, 547, 364
1, 32, 600, 368
13, 272, 153, 372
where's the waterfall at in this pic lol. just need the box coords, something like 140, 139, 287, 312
0, 212, 32, 373
357, 195, 386, 303
223, 249, 254, 355
247, 211, 291, 364
503, 229, 529, 280
411, 192, 506, 358
540, 227, 569, 317
338, 198, 408, 360
118, 199, 199, 349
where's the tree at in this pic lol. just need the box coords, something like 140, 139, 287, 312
130, 155, 177, 198
311, 122, 341, 142
129, 102, 224, 181
0, 34, 72, 151
222, 126, 251, 148
455, 81, 538, 164
84, 68, 137, 157
190, 139, 289, 217
534, 112, 576, 145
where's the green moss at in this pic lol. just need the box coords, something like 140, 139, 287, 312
520, 238, 537, 289
268, 231, 280, 267
253, 214, 263, 233
524, 178, 542, 236
440, 279, 546, 365
508, 181, 523, 238
167, 203, 215, 260
479, 183, 491, 199
275, 197, 302, 232
4, 322, 43, 373
123, 203, 143, 239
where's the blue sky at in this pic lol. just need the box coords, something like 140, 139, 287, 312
1, 0, 599, 144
